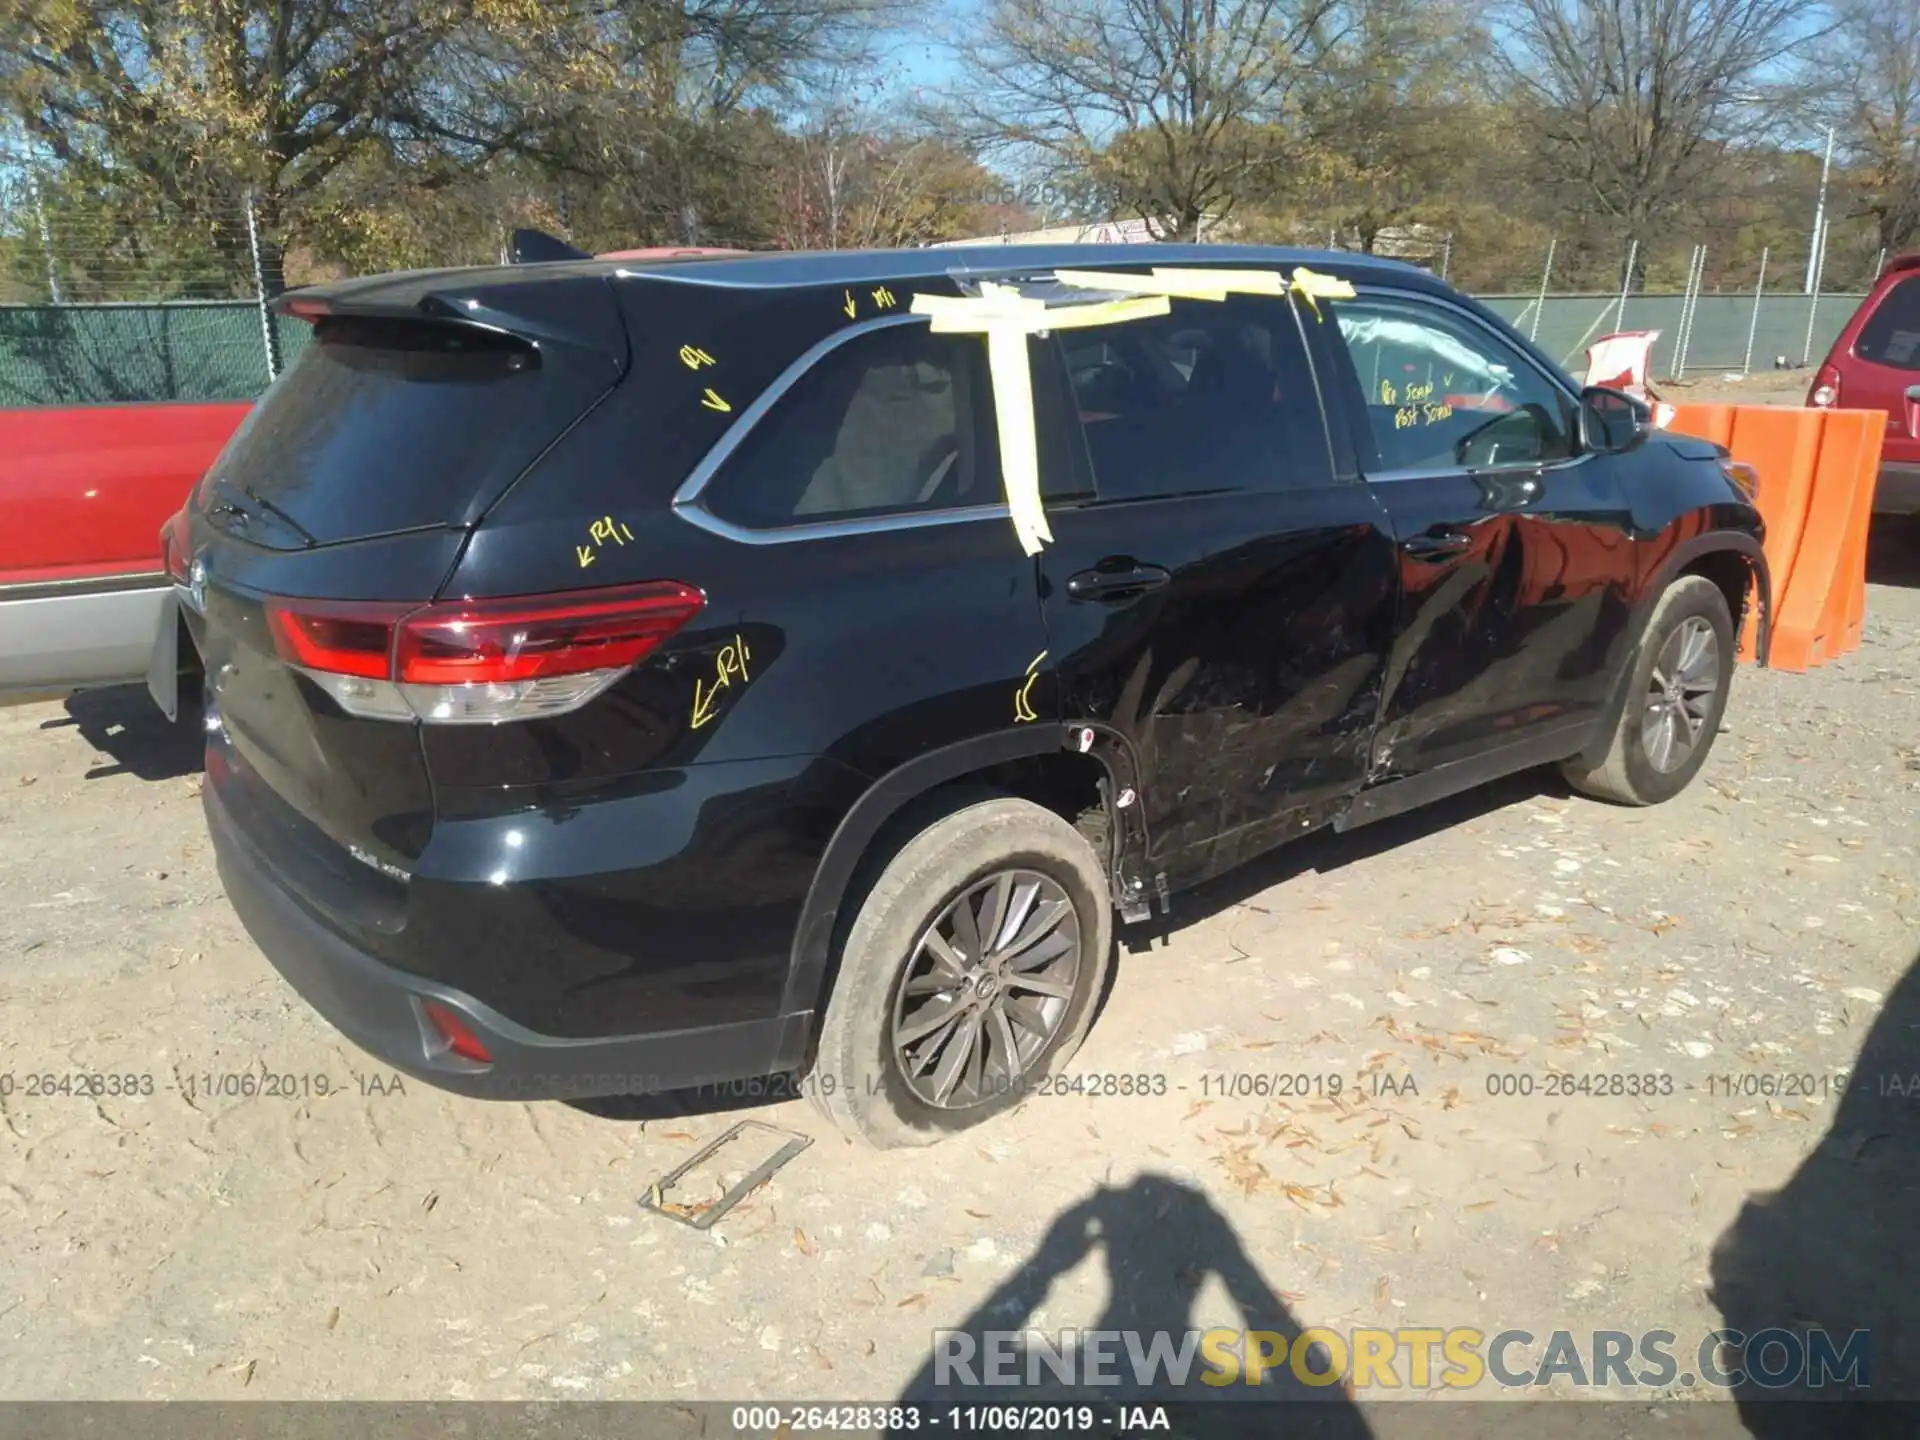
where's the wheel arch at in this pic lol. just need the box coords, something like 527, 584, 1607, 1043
1576, 530, 1769, 771
779, 725, 1143, 1027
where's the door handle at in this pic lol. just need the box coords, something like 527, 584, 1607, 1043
1905, 385, 1920, 403
1399, 531, 1473, 559
1066, 562, 1172, 602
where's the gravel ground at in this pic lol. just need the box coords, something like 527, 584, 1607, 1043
1, 526, 1915, 1417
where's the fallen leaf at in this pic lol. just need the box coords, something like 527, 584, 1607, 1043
1465, 1199, 1498, 1212
239, 1359, 256, 1387
422, 1192, 438, 1213
864, 1341, 876, 1357
325, 1306, 340, 1332
964, 1209, 992, 1219
896, 1293, 928, 1311
1215, 1142, 1272, 1196
663, 1130, 698, 1143
794, 1227, 815, 1257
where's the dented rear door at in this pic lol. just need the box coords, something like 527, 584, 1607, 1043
1034, 290, 1400, 890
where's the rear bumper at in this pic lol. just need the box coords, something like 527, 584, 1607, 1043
1875, 462, 1920, 515
207, 777, 811, 1101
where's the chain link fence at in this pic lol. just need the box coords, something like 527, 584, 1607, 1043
0, 181, 1882, 405
0, 176, 302, 406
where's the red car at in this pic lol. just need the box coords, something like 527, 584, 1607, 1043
0, 401, 249, 692
1808, 252, 1920, 514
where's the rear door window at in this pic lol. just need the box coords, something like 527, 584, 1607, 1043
1856, 276, 1920, 369
701, 322, 1000, 528
1055, 295, 1334, 499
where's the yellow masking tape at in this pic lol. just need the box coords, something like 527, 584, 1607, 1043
1055, 269, 1231, 300
1031, 295, 1173, 329
986, 325, 1049, 555
908, 290, 1169, 555
1288, 266, 1357, 318
1056, 267, 1287, 300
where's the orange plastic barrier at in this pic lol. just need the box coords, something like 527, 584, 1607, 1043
1663, 404, 1885, 672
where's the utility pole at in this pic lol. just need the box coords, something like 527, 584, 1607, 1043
1805, 126, 1835, 295
29, 175, 62, 304
245, 190, 282, 381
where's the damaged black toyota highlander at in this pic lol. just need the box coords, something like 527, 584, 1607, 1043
155, 243, 1769, 1148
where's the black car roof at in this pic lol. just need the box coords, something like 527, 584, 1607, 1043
605, 243, 1438, 290
287, 243, 1444, 311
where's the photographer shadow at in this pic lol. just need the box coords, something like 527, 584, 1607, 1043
1708, 946, 1920, 1435
890, 1173, 1373, 1438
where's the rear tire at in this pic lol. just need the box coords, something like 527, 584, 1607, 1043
1561, 574, 1734, 806
808, 794, 1114, 1149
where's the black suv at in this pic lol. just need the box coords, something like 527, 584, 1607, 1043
157, 245, 1770, 1148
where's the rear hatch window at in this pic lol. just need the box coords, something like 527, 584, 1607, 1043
206, 314, 616, 546
1857, 275, 1920, 370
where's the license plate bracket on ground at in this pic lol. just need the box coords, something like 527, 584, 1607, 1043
145, 588, 179, 721
636, 1119, 813, 1231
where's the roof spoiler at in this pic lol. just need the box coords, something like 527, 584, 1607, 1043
510, 228, 591, 264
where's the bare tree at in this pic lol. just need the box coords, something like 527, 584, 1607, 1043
1826, 0, 1920, 257
951, 0, 1341, 240
1301, 0, 1490, 252
1492, 0, 1825, 259
774, 93, 996, 250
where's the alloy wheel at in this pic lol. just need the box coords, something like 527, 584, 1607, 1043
1641, 616, 1719, 773
890, 869, 1081, 1110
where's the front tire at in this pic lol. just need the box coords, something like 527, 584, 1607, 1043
808, 794, 1114, 1149
1562, 574, 1735, 806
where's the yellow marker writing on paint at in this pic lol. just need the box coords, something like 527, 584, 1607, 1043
690, 635, 752, 730
589, 515, 634, 546
701, 388, 731, 413
842, 290, 857, 319
912, 286, 1169, 556
679, 345, 716, 370
871, 286, 896, 309
576, 544, 596, 568
1013, 650, 1047, 723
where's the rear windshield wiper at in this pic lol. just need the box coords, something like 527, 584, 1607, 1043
209, 476, 319, 549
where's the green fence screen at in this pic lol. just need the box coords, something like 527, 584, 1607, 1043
0, 301, 309, 407
0, 290, 1868, 408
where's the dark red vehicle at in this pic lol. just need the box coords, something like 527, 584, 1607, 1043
1808, 252, 1920, 514
0, 401, 249, 692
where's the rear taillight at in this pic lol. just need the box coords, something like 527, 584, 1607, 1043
265, 582, 705, 725
1809, 364, 1841, 408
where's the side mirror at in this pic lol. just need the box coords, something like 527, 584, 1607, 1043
1580, 385, 1650, 454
